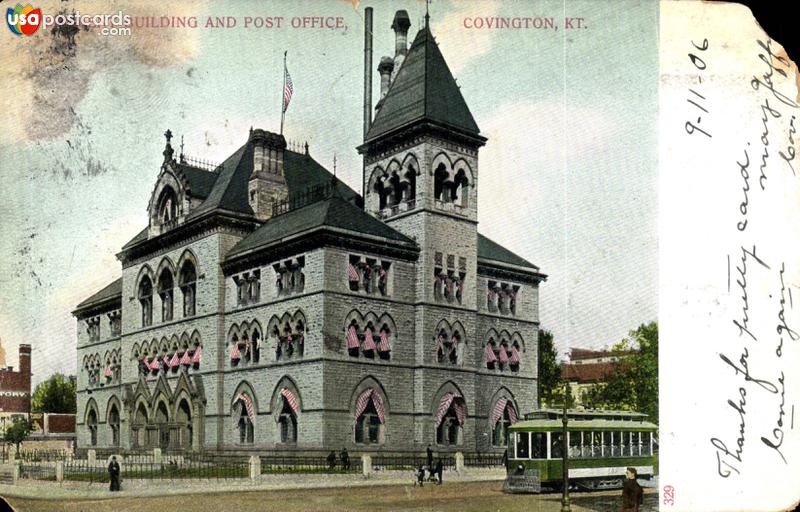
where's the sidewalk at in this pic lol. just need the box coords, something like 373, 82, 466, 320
0, 468, 506, 501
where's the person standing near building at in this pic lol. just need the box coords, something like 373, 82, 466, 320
435, 458, 443, 485
340, 447, 350, 470
622, 467, 643, 512
108, 456, 121, 491
426, 444, 434, 480
326, 450, 337, 470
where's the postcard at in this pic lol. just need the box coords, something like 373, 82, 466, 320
0, 1, 796, 511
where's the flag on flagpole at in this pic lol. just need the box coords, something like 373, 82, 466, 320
282, 62, 294, 113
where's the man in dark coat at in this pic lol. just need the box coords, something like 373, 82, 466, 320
108, 456, 121, 491
435, 458, 443, 485
426, 444, 434, 480
340, 448, 350, 470
622, 467, 643, 512
326, 450, 337, 469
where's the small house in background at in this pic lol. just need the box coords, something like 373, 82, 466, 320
561, 347, 637, 406
0, 343, 32, 434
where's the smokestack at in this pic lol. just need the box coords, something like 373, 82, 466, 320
378, 57, 394, 99
363, 7, 373, 139
391, 10, 411, 80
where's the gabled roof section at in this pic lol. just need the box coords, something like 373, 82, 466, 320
365, 25, 480, 142
73, 278, 122, 315
175, 163, 218, 199
226, 192, 416, 262
477, 233, 538, 270
186, 142, 253, 220
284, 150, 360, 203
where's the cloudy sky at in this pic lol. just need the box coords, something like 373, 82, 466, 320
0, 0, 657, 384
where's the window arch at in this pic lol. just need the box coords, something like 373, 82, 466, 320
108, 402, 120, 447
233, 388, 256, 445
154, 400, 170, 450
157, 267, 174, 322
176, 399, 193, 449
434, 391, 465, 447
157, 186, 178, 224
132, 402, 148, 448
138, 275, 153, 327
354, 387, 386, 445
179, 259, 197, 317
491, 397, 519, 447
85, 403, 99, 447
277, 389, 298, 444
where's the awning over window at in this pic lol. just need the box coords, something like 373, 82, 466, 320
280, 388, 299, 414
237, 392, 255, 423
363, 328, 376, 351
346, 325, 360, 349
436, 392, 465, 426
509, 345, 520, 365
103, 366, 113, 378
498, 345, 509, 364
191, 345, 202, 365
354, 387, 385, 424
169, 352, 180, 368
378, 330, 391, 352
180, 351, 191, 366
347, 263, 360, 282
231, 342, 241, 360
491, 398, 518, 425
434, 334, 445, 355
484, 343, 497, 363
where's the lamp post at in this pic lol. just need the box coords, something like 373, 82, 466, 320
561, 380, 571, 512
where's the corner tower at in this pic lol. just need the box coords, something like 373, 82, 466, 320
358, 19, 487, 311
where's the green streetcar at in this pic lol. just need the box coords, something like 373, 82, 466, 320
504, 409, 658, 493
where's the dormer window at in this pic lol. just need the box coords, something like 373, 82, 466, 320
157, 187, 179, 226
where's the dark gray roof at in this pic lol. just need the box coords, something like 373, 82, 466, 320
227, 192, 416, 261
366, 25, 480, 142
477, 234, 538, 270
176, 164, 218, 199
73, 277, 122, 313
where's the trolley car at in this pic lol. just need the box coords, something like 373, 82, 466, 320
504, 408, 658, 493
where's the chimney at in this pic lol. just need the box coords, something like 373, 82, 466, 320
248, 129, 288, 221
378, 57, 394, 99
363, 6, 373, 139
18, 344, 31, 378
391, 10, 411, 81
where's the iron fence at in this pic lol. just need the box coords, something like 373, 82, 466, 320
259, 455, 361, 474
18, 463, 57, 481
371, 455, 455, 471
463, 453, 505, 467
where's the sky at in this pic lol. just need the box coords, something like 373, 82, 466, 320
0, 0, 658, 384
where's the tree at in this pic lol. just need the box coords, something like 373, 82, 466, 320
583, 322, 659, 420
537, 330, 562, 407
31, 373, 77, 414
3, 417, 31, 456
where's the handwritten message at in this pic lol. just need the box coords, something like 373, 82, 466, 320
710, 38, 797, 479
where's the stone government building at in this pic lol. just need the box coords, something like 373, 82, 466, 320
73, 11, 546, 455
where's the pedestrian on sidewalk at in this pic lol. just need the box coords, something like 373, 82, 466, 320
622, 467, 643, 512
108, 456, 121, 492
326, 450, 337, 469
426, 444, 434, 481
340, 448, 350, 470
435, 458, 443, 485
415, 464, 426, 487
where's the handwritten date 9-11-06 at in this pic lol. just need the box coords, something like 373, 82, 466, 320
684, 38, 711, 138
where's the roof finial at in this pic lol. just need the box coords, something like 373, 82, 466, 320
333, 153, 337, 177
179, 135, 185, 163
425, 0, 430, 28
304, 141, 309, 155
162, 129, 174, 164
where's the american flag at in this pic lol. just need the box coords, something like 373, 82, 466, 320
274, 334, 281, 350
180, 350, 191, 366
103, 366, 113, 378
354, 388, 385, 423
282, 64, 294, 113
433, 334, 445, 355
286, 331, 293, 346
150, 357, 161, 371
346, 325, 360, 349
280, 388, 299, 414
508, 405, 518, 424
191, 345, 202, 365
378, 267, 387, 282
347, 263, 360, 282
230, 342, 241, 360
449, 336, 458, 353
238, 392, 255, 423
163, 355, 170, 367
435, 392, 464, 426
378, 329, 391, 352
484, 343, 498, 363
169, 352, 180, 368
363, 328, 376, 351
509, 345, 520, 365
491, 397, 508, 425
498, 344, 509, 364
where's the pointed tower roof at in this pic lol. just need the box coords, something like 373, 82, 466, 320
364, 24, 482, 144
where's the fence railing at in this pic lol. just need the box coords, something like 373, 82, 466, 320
463, 453, 505, 467
371, 455, 455, 471
19, 463, 57, 481
260, 455, 361, 474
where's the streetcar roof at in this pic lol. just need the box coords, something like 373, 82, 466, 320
509, 418, 658, 432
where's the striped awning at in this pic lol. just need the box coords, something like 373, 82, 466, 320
498, 344, 509, 364
347, 263, 360, 282
103, 366, 113, 378
363, 328, 376, 351
378, 330, 391, 352
149, 357, 161, 371
237, 392, 255, 423
354, 387, 385, 424
509, 345, 520, 365
435, 392, 465, 426
280, 388, 299, 414
191, 345, 201, 365
484, 343, 498, 363
491, 398, 519, 425
169, 352, 180, 368
346, 325, 360, 349
180, 351, 191, 366
230, 342, 241, 360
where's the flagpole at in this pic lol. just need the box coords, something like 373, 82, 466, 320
280, 51, 287, 135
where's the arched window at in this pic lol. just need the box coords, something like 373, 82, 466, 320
509, 341, 521, 371
452, 169, 469, 207
498, 341, 510, 370
176, 399, 192, 449
108, 404, 120, 447
346, 321, 361, 357
132, 403, 148, 448
138, 276, 153, 327
485, 339, 498, 369
251, 329, 261, 363
157, 187, 178, 225
87, 408, 98, 446
449, 332, 461, 365
491, 398, 518, 447
388, 171, 401, 207
278, 389, 298, 444
435, 330, 448, 363
434, 163, 448, 201
236, 393, 255, 444
435, 393, 465, 447
404, 164, 417, 202
158, 268, 174, 322
155, 402, 170, 450
179, 260, 197, 317
354, 388, 385, 445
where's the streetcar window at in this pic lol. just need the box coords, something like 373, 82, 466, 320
569, 430, 582, 458
551, 432, 563, 458
642, 432, 652, 456
602, 432, 611, 458
621, 431, 630, 457
532, 433, 547, 459
636, 432, 643, 456
625, 432, 634, 457
515, 432, 529, 459
592, 432, 602, 458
